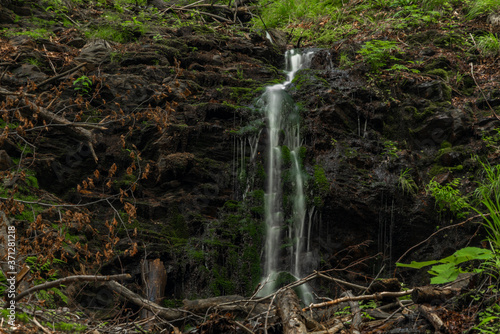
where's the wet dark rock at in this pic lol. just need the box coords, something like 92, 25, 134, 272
75, 39, 112, 67
0, 150, 13, 171
10, 64, 48, 84
65, 38, 86, 48
0, 5, 15, 24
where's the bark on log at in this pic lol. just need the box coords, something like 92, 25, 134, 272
277, 289, 307, 334
140, 259, 167, 325
107, 280, 185, 320
411, 286, 458, 304
418, 304, 445, 333
183, 295, 244, 312
183, 295, 269, 315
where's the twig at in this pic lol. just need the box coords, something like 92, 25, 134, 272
0, 88, 36, 97
470, 62, 500, 120
315, 271, 366, 291
32, 317, 52, 334
37, 62, 86, 88
233, 320, 254, 334
264, 293, 277, 334
43, 45, 57, 75
175, 7, 232, 22
14, 274, 130, 302
303, 290, 414, 312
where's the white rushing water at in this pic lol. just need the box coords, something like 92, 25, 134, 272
258, 49, 315, 304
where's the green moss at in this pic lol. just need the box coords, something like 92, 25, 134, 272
113, 173, 137, 189
413, 106, 435, 121
163, 299, 183, 308
441, 141, 452, 149
427, 68, 449, 81
281, 145, 291, 166
230, 86, 259, 104
223, 200, 241, 211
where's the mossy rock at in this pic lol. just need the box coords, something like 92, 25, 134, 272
426, 68, 449, 81
423, 56, 454, 72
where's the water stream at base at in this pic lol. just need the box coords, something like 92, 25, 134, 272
256, 49, 316, 304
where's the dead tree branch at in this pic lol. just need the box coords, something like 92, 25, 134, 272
14, 274, 131, 302
303, 290, 414, 312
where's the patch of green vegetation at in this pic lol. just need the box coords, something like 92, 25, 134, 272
163, 299, 183, 308
467, 0, 500, 19
426, 177, 468, 218
0, 309, 31, 323
398, 168, 418, 196
230, 86, 260, 104
313, 164, 330, 199
427, 68, 449, 80
357, 40, 401, 73
4, 28, 54, 40
44, 322, 87, 332
476, 32, 500, 57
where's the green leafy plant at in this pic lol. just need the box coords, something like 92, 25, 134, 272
397, 247, 494, 284
398, 168, 418, 195
467, 0, 500, 19
426, 177, 470, 218
473, 300, 500, 333
73, 75, 93, 95
472, 159, 500, 249
382, 140, 399, 159
476, 32, 500, 57
358, 40, 402, 72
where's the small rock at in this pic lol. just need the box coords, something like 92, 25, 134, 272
487, 13, 500, 26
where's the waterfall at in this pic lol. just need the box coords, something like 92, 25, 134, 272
257, 49, 315, 304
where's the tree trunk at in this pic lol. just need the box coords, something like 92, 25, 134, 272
140, 259, 167, 326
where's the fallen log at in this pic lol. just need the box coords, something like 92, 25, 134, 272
411, 286, 459, 304
183, 294, 269, 316
418, 304, 446, 333
277, 289, 307, 334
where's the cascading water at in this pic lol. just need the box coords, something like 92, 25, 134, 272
257, 49, 316, 304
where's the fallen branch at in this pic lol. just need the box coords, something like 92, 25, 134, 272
303, 290, 413, 312
107, 280, 187, 321
18, 98, 101, 161
315, 271, 366, 291
37, 63, 87, 88
14, 274, 130, 302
